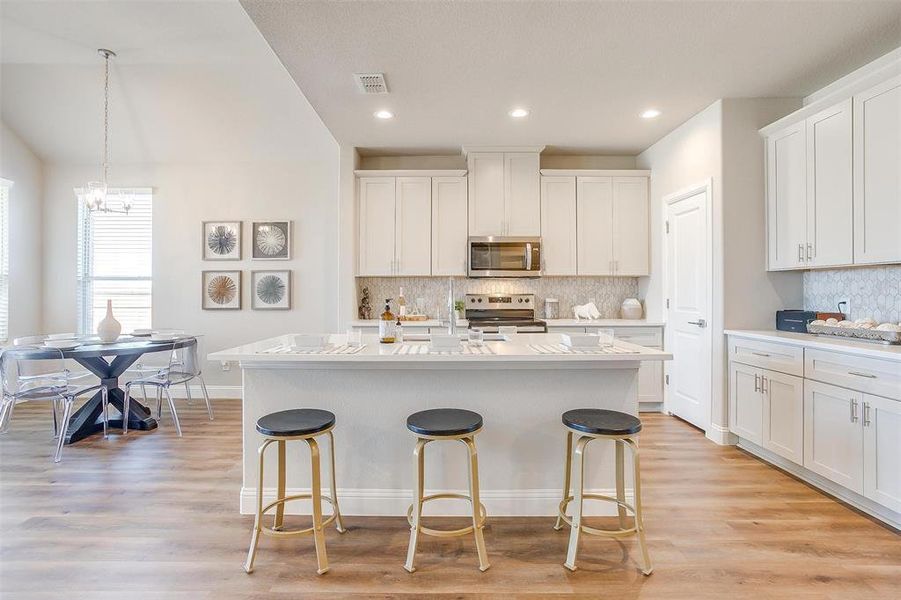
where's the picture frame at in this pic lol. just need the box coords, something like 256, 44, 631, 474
202, 270, 242, 310
202, 221, 242, 260
251, 270, 291, 310
251, 221, 291, 260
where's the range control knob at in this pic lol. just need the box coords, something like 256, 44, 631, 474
517, 298, 523, 303
524, 298, 530, 303
477, 298, 483, 303
470, 298, 476, 303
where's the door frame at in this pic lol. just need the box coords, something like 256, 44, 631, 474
662, 179, 714, 432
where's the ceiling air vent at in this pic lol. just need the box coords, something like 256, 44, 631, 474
354, 73, 388, 94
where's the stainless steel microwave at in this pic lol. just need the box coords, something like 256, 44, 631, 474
468, 236, 542, 278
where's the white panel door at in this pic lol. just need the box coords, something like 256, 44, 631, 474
803, 380, 864, 494
665, 187, 710, 430
576, 176, 614, 275
358, 177, 396, 276
767, 122, 807, 270
612, 177, 649, 276
730, 363, 763, 445
762, 369, 803, 465
504, 152, 541, 236
394, 177, 432, 276
431, 176, 468, 276
863, 394, 901, 513
853, 74, 901, 264
540, 176, 577, 275
467, 152, 506, 236
806, 99, 853, 267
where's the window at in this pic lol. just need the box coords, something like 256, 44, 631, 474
77, 188, 153, 335
0, 179, 10, 343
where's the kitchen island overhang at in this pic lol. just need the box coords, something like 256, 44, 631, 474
210, 334, 671, 517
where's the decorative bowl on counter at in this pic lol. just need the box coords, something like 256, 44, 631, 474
807, 321, 901, 345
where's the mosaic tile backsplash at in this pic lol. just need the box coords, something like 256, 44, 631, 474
803, 266, 901, 323
356, 277, 641, 320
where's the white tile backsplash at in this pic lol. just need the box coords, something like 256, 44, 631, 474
803, 265, 901, 323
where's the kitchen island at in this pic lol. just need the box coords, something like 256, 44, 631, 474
210, 333, 670, 516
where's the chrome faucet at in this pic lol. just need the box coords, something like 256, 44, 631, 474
447, 277, 457, 335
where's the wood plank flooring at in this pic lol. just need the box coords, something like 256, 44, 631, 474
1, 399, 898, 599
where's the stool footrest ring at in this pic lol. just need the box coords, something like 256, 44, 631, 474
558, 494, 638, 537
407, 493, 488, 538
260, 493, 340, 537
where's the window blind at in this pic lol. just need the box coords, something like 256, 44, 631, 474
76, 188, 153, 335
0, 180, 10, 343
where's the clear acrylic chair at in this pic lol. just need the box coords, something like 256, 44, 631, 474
0, 346, 109, 462
123, 339, 213, 437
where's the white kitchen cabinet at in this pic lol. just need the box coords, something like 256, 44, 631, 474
540, 176, 577, 275
611, 177, 649, 276
863, 394, 901, 513
853, 74, 901, 265
431, 176, 468, 276
730, 362, 764, 445
576, 177, 614, 275
762, 370, 804, 465
467, 151, 540, 236
766, 122, 807, 270
804, 380, 864, 494
638, 360, 663, 405
358, 177, 397, 276
806, 99, 853, 267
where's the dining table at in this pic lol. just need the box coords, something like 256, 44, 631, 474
50, 337, 197, 444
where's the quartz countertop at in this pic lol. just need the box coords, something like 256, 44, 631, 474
349, 318, 662, 328
725, 329, 901, 361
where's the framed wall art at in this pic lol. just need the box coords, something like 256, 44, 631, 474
251, 270, 291, 310
251, 221, 291, 260
202, 270, 242, 310
202, 221, 241, 260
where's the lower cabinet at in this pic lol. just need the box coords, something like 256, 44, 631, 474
730, 362, 764, 445
862, 394, 901, 513
803, 380, 864, 493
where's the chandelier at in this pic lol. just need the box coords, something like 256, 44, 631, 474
82, 49, 131, 214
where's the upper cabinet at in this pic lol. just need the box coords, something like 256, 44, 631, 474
431, 176, 468, 276
467, 150, 540, 236
540, 176, 577, 275
853, 74, 901, 265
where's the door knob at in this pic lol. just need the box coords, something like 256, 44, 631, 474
687, 319, 707, 328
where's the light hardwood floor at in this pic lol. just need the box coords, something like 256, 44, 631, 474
1, 399, 898, 599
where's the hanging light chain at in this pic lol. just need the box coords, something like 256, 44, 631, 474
101, 49, 111, 188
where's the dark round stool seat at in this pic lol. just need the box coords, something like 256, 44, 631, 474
256, 409, 335, 437
407, 408, 483, 437
562, 408, 642, 436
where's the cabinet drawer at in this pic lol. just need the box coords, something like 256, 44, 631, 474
611, 327, 662, 348
728, 337, 804, 376
805, 349, 901, 401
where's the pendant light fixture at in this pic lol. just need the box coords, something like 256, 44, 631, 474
83, 49, 131, 214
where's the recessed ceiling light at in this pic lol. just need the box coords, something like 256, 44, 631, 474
509, 108, 530, 118
640, 109, 661, 119
374, 110, 394, 119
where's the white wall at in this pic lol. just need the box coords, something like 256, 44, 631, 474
0, 121, 43, 341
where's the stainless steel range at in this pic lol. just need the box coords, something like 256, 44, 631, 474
464, 294, 547, 333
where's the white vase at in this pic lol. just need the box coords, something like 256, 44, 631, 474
97, 299, 122, 342
621, 298, 643, 320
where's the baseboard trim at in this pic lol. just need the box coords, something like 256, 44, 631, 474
158, 385, 242, 400
706, 422, 737, 446
239, 486, 634, 517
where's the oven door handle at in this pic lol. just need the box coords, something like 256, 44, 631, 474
525, 243, 533, 271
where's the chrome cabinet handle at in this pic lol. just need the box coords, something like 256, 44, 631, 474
688, 319, 707, 328
525, 242, 533, 271
848, 371, 877, 379
863, 402, 871, 427
798, 244, 804, 262
807, 243, 814, 260
761, 376, 768, 393
751, 351, 771, 357
850, 399, 858, 423
754, 373, 760, 392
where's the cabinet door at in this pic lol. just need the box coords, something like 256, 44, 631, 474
504, 153, 541, 236
467, 152, 506, 236
762, 370, 803, 465
766, 122, 807, 270
853, 74, 901, 265
394, 177, 432, 276
358, 177, 396, 276
863, 394, 901, 513
576, 176, 614, 275
612, 177, 649, 275
806, 99, 853, 267
803, 380, 864, 494
730, 362, 763, 445
540, 176, 577, 275
431, 176, 468, 276
638, 360, 663, 405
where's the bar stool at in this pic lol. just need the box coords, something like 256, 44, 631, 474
243, 409, 346, 575
554, 408, 652, 574
404, 408, 490, 573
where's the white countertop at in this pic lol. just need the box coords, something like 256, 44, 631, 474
349, 318, 663, 328
725, 329, 901, 361
349, 319, 462, 328
210, 333, 672, 365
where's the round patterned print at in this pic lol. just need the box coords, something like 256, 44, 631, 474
256, 225, 287, 256
207, 275, 237, 305
207, 225, 237, 255
256, 274, 286, 304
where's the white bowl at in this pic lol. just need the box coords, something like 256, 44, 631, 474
132, 329, 153, 336
561, 333, 601, 348
43, 339, 81, 350
150, 333, 181, 342
46, 333, 76, 340
292, 334, 328, 349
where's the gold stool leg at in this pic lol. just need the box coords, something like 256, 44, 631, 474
554, 430, 573, 530
624, 438, 652, 575
244, 439, 272, 574
463, 436, 490, 572
564, 435, 591, 571
404, 438, 426, 573
328, 431, 347, 533
615, 440, 628, 530
273, 440, 286, 530
307, 437, 329, 575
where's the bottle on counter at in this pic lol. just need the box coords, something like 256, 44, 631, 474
379, 299, 396, 344
395, 315, 404, 343
398, 287, 407, 318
